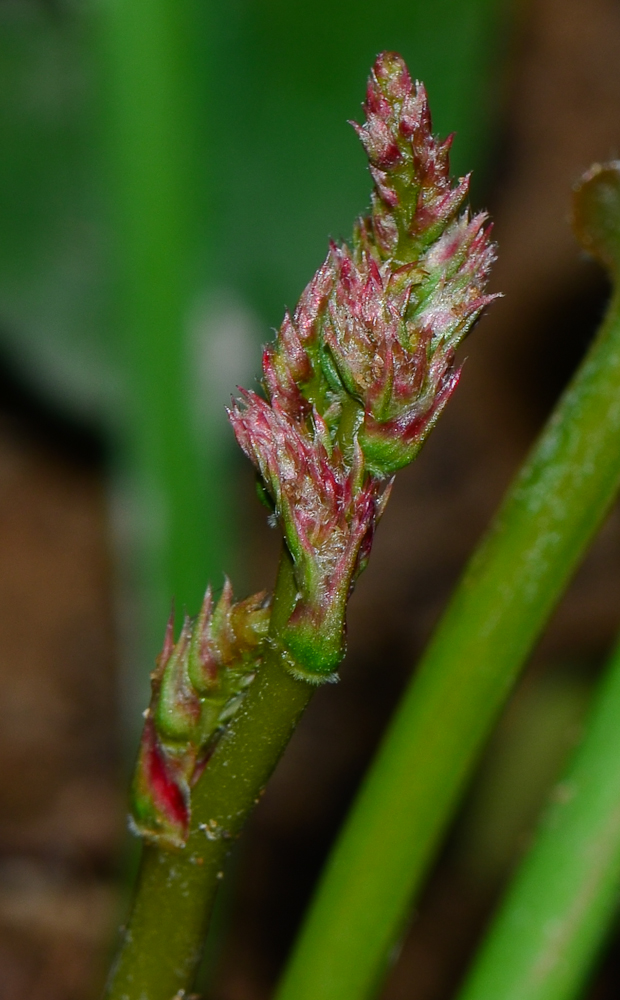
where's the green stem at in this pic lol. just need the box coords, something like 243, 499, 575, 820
104, 548, 314, 1000
274, 289, 620, 1000
456, 632, 620, 1000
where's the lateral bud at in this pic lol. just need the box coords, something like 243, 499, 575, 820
130, 582, 271, 849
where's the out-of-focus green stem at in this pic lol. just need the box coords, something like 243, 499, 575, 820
450, 162, 620, 1000
275, 290, 620, 1000
104, 548, 315, 1000
100, 0, 225, 645
456, 632, 620, 1000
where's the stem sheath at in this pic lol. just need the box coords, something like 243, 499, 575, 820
275, 290, 620, 1000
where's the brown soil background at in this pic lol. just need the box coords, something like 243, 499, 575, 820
4, 1, 620, 997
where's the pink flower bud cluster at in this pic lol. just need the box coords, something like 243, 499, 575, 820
352, 51, 471, 258
229, 51, 497, 680
230, 390, 390, 676
131, 582, 270, 848
323, 210, 495, 474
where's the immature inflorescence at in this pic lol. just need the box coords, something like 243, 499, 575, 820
131, 583, 270, 848
230, 51, 497, 680
130, 51, 496, 850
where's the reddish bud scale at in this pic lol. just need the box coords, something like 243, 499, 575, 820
131, 583, 270, 848
229, 51, 497, 680
131, 718, 191, 848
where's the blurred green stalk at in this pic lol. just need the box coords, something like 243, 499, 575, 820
453, 161, 620, 1000
456, 630, 620, 1000
275, 178, 620, 1000
99, 0, 226, 649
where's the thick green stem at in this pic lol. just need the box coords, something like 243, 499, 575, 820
104, 549, 314, 1000
456, 632, 620, 1000
274, 290, 620, 1000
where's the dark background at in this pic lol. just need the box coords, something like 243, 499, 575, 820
2, 1, 620, 998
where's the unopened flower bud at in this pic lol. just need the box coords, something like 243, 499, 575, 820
131, 583, 270, 848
